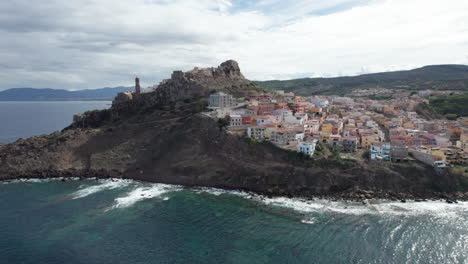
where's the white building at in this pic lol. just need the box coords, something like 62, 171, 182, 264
332, 97, 353, 105
272, 109, 293, 120
370, 142, 391, 160
209, 92, 236, 108
271, 130, 304, 145
247, 126, 266, 140
284, 115, 306, 125
297, 141, 317, 157
229, 114, 243, 129
304, 120, 320, 133
435, 134, 452, 147
365, 120, 377, 128
310, 98, 329, 108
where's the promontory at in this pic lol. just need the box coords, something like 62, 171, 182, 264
1, 60, 467, 201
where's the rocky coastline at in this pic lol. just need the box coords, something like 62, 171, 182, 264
2, 170, 466, 203
1, 60, 467, 203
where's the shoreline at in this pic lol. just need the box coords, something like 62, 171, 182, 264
2, 170, 467, 203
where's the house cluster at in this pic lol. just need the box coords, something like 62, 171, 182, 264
347, 88, 464, 100
340, 96, 467, 166
204, 90, 467, 166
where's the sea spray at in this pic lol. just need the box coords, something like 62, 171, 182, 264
192, 186, 468, 218
4, 178, 467, 219
2, 177, 81, 184
109, 183, 183, 209
70, 179, 133, 199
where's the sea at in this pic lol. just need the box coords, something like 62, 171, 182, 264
0, 101, 111, 143
0, 101, 467, 264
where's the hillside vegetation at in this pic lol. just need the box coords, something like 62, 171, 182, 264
256, 65, 468, 95
430, 93, 468, 118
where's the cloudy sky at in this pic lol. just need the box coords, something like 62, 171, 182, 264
0, 0, 467, 90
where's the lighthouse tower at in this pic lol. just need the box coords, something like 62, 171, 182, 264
135, 76, 141, 95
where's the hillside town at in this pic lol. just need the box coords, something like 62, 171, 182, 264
203, 89, 468, 169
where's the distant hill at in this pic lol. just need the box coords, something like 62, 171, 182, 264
256, 64, 468, 95
0, 87, 133, 101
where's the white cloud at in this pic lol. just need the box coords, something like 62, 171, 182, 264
0, 0, 466, 89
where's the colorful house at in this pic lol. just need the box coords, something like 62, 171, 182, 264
297, 141, 317, 157
370, 142, 391, 160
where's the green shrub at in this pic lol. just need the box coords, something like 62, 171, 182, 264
217, 117, 230, 129
445, 113, 458, 120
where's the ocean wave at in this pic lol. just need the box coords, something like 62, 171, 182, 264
301, 218, 317, 225
70, 179, 132, 199
192, 187, 248, 197
2, 177, 81, 184
266, 198, 468, 219
191, 187, 468, 218
4, 178, 467, 219
109, 184, 182, 210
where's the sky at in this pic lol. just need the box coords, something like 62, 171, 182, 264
0, 0, 467, 90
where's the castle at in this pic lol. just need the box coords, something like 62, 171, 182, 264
113, 77, 141, 104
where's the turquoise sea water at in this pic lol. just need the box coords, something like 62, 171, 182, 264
0, 101, 467, 263
0, 179, 467, 264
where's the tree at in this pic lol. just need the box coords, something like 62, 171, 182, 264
445, 113, 458, 120
217, 117, 230, 129
450, 131, 461, 143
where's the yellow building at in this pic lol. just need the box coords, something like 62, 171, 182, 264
320, 133, 332, 143
321, 123, 333, 134
294, 96, 306, 102
361, 134, 379, 148
276, 102, 287, 107
383, 106, 395, 114
461, 129, 468, 142
431, 148, 446, 161
456, 128, 468, 151
403, 121, 415, 129
456, 140, 468, 151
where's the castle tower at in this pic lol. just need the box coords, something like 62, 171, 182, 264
135, 76, 141, 95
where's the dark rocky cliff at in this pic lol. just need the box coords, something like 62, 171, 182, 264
0, 61, 466, 200
154, 60, 251, 104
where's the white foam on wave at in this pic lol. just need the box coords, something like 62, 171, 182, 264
262, 196, 468, 218
71, 179, 132, 199
193, 187, 244, 197
301, 218, 317, 225
109, 183, 182, 209
2, 177, 82, 184
190, 187, 468, 218
365, 200, 468, 216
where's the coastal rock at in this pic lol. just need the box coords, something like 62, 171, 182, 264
1, 111, 466, 200
153, 60, 251, 105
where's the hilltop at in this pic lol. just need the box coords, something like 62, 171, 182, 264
256, 64, 468, 95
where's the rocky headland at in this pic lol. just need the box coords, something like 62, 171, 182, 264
1, 60, 467, 201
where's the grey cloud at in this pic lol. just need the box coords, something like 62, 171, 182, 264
0, 0, 228, 90
0, 0, 466, 90
58, 31, 210, 53
0, 1, 74, 32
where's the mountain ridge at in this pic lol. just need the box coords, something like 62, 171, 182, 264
256, 64, 468, 95
2, 64, 467, 100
